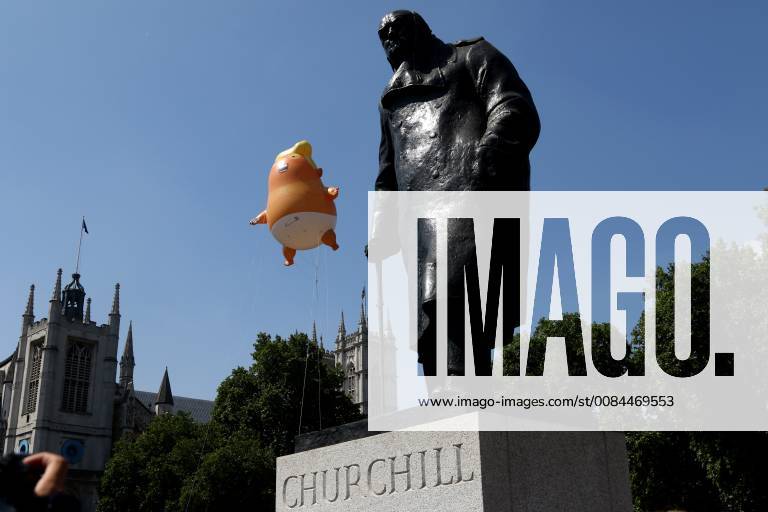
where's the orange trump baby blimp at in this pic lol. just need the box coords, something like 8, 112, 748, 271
250, 141, 340, 266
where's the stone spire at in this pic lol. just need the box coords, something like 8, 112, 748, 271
20, 284, 35, 335
110, 283, 120, 316
23, 284, 35, 321
48, 268, 63, 321
109, 283, 121, 332
119, 321, 135, 388
311, 321, 318, 345
84, 297, 91, 324
358, 287, 367, 331
337, 311, 346, 343
50, 268, 63, 303
155, 367, 174, 415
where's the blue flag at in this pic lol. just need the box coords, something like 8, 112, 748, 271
82, 218, 89, 234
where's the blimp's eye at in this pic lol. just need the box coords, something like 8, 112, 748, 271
277, 160, 289, 173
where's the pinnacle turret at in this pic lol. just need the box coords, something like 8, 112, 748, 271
155, 367, 174, 415
359, 287, 367, 331
108, 282, 121, 331
24, 284, 35, 319
48, 268, 63, 320
84, 297, 91, 323
20, 284, 35, 334
119, 321, 135, 387
337, 311, 346, 342
50, 269, 62, 302
110, 283, 120, 316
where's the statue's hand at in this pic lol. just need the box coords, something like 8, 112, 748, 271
475, 144, 499, 186
470, 144, 493, 190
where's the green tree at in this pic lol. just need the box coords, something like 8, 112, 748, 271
98, 413, 203, 512
502, 332, 521, 376
178, 431, 275, 511
524, 313, 587, 375
506, 255, 768, 511
627, 432, 721, 512
212, 331, 362, 456
630, 259, 711, 378
504, 314, 622, 377
99, 331, 361, 511
627, 257, 768, 511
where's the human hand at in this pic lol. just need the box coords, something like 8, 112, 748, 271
23, 453, 68, 497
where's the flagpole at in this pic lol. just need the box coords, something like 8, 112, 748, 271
75, 217, 85, 274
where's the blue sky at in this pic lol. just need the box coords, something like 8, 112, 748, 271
1, 1, 765, 400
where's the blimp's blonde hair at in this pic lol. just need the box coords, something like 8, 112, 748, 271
275, 140, 318, 169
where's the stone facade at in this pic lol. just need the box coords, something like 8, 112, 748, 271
0, 269, 213, 512
333, 290, 368, 415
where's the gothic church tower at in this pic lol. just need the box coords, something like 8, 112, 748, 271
334, 289, 368, 414
0, 269, 121, 509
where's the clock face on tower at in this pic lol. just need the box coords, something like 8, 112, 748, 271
60, 439, 85, 465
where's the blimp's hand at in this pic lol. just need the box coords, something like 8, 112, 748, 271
250, 211, 268, 225
327, 187, 340, 200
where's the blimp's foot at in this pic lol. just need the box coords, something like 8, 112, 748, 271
282, 247, 296, 266
321, 229, 339, 251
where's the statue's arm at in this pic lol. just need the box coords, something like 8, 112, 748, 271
375, 106, 398, 191
467, 40, 541, 159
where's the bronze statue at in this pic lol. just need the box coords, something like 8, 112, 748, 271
375, 10, 540, 376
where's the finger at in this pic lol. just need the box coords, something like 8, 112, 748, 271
24, 453, 68, 497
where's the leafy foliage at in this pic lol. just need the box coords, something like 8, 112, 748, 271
98, 413, 203, 512
177, 431, 275, 511
99, 331, 361, 511
504, 315, 633, 377
524, 313, 586, 375
627, 432, 721, 512
509, 255, 767, 511
629, 258, 767, 511
213, 331, 362, 455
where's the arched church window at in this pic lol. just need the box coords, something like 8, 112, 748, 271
62, 341, 92, 413
346, 363, 356, 396
24, 342, 43, 414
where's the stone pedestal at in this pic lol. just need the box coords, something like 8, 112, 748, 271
276, 430, 632, 511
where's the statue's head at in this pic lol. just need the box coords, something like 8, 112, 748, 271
378, 10, 434, 70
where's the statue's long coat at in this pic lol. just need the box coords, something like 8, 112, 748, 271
375, 36, 539, 359
376, 37, 539, 193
